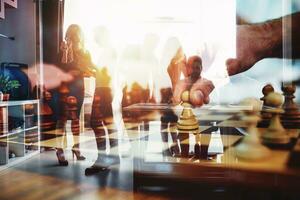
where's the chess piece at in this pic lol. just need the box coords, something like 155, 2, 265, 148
261, 92, 290, 145
177, 91, 199, 133
280, 83, 300, 128
235, 98, 270, 160
58, 82, 70, 122
91, 94, 102, 127
160, 87, 178, 123
66, 96, 78, 121
130, 82, 144, 104
258, 84, 274, 127
40, 89, 55, 131
287, 137, 300, 168
25, 104, 35, 128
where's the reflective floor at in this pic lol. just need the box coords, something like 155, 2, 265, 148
1, 107, 300, 200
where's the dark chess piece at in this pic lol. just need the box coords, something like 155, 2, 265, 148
287, 137, 300, 168
91, 87, 113, 122
33, 85, 55, 131
91, 94, 102, 127
258, 84, 274, 128
160, 87, 178, 123
121, 86, 132, 119
24, 104, 38, 150
58, 82, 70, 122
160, 88, 179, 156
130, 82, 143, 104
25, 104, 35, 128
124, 82, 144, 119
121, 86, 130, 108
66, 96, 78, 121
40, 90, 55, 131
97, 87, 113, 117
280, 83, 300, 129
66, 96, 85, 161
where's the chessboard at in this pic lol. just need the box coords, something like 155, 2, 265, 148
121, 104, 300, 191
35, 101, 300, 191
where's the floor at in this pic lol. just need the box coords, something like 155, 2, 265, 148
1, 114, 299, 200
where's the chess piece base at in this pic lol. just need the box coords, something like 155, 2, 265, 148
262, 130, 290, 145
177, 117, 199, 133
235, 135, 270, 160
177, 102, 199, 133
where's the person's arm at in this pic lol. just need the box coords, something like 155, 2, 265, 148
172, 12, 300, 107
23, 63, 73, 91
227, 12, 300, 76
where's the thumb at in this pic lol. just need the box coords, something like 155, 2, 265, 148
226, 58, 241, 76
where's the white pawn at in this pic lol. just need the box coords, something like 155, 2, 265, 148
261, 92, 290, 145
235, 98, 270, 160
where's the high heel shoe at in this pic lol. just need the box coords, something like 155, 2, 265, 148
72, 148, 86, 160
56, 149, 68, 166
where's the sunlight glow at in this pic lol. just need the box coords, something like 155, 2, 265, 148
64, 0, 236, 90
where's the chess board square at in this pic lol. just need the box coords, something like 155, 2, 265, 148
201, 126, 245, 136
41, 129, 66, 136
164, 125, 211, 134
217, 120, 248, 128
197, 114, 233, 121
36, 135, 95, 148
180, 134, 242, 148
99, 129, 149, 140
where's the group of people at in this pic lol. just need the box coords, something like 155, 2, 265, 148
2, 10, 300, 174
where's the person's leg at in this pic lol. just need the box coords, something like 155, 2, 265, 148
85, 87, 115, 175
67, 79, 85, 160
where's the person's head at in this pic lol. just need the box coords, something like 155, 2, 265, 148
65, 24, 85, 51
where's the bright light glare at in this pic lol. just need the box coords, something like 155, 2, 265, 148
64, 0, 236, 92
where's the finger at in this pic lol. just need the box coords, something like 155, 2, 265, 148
226, 58, 241, 76
190, 90, 204, 106
204, 96, 210, 104
190, 78, 214, 106
183, 55, 201, 78
173, 79, 190, 103
61, 73, 74, 82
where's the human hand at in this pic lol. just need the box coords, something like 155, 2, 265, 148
169, 55, 214, 107
167, 47, 186, 89
226, 23, 281, 75
173, 75, 214, 107
26, 63, 74, 90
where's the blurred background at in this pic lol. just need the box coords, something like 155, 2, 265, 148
63, 0, 300, 104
